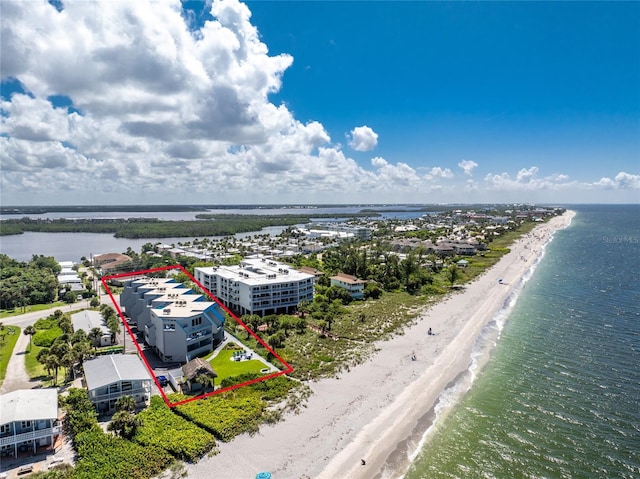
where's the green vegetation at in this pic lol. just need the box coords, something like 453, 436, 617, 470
172, 374, 301, 441
73, 429, 173, 479
0, 212, 382, 238
33, 326, 64, 347
134, 396, 217, 461
208, 345, 267, 383
0, 254, 60, 310
0, 301, 65, 319
0, 216, 307, 238
0, 324, 20, 385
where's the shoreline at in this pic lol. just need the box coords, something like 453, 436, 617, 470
185, 211, 575, 479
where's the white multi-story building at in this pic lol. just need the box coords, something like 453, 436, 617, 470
121, 277, 225, 363
195, 258, 315, 317
0, 389, 62, 458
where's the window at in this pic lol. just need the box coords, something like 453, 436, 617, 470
0, 424, 10, 434
21, 421, 32, 429
122, 381, 133, 392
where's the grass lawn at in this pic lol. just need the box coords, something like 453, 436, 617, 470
209, 347, 266, 383
0, 326, 21, 386
0, 302, 65, 319
25, 343, 49, 380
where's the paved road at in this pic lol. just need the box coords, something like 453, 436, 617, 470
0, 326, 34, 394
0, 293, 118, 394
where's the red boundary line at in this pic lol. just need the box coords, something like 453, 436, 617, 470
101, 264, 294, 408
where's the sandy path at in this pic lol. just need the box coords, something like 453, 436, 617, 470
185, 212, 574, 479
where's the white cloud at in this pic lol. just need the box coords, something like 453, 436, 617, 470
347, 125, 378, 152
458, 159, 478, 176
484, 166, 579, 192
0, 1, 637, 205
592, 172, 640, 190
426, 166, 454, 180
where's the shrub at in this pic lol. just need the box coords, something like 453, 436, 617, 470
33, 318, 58, 329
33, 327, 63, 347
73, 429, 172, 479
172, 392, 265, 442
134, 396, 216, 461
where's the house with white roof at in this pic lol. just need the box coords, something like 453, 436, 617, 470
0, 389, 61, 458
71, 310, 113, 347
194, 257, 315, 317
83, 354, 152, 413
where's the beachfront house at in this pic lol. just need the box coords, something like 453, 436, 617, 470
330, 273, 366, 299
0, 389, 62, 458
83, 354, 152, 413
194, 257, 315, 317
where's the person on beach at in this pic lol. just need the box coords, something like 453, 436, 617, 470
428, 327, 433, 336
361, 459, 366, 466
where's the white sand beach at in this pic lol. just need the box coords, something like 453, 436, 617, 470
185, 211, 575, 479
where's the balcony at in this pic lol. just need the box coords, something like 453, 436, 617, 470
0, 425, 62, 446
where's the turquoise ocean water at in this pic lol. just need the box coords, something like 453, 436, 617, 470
405, 205, 640, 479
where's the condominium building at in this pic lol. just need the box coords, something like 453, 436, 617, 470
0, 389, 62, 458
121, 277, 225, 363
194, 258, 315, 317
83, 354, 152, 413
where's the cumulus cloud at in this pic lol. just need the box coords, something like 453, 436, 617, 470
347, 125, 378, 151
592, 172, 640, 190
458, 159, 478, 176
484, 166, 578, 192
426, 166, 454, 180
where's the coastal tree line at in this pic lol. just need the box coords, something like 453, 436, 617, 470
0, 254, 60, 309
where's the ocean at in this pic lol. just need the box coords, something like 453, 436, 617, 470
404, 205, 640, 479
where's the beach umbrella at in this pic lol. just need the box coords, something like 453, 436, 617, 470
256, 473, 272, 479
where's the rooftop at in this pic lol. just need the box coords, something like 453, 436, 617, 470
83, 354, 152, 391
0, 389, 58, 424
197, 257, 314, 286
71, 310, 106, 334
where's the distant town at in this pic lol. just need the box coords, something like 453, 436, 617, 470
0, 204, 563, 479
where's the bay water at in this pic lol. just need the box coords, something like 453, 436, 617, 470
405, 205, 640, 479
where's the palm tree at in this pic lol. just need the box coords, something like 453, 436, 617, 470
446, 265, 461, 287
297, 299, 310, 318
108, 410, 142, 439
23, 325, 36, 351
72, 341, 91, 366
195, 373, 215, 392
106, 317, 121, 344
71, 329, 88, 345
37, 347, 51, 375
44, 354, 60, 385
58, 317, 73, 335
88, 327, 102, 349
115, 395, 136, 412
61, 351, 76, 381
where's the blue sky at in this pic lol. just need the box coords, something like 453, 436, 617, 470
1, 0, 638, 205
